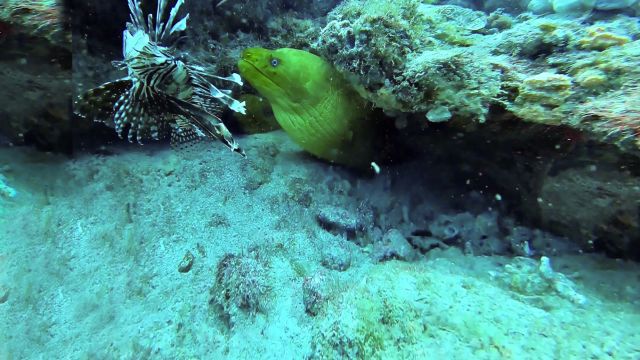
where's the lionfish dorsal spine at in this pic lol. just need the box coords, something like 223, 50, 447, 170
162, 0, 189, 40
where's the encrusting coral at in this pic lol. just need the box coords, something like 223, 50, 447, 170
210, 252, 270, 328
311, 0, 640, 151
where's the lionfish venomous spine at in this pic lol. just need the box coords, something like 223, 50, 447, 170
75, 0, 247, 156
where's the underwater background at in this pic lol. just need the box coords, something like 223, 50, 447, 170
1, 0, 640, 358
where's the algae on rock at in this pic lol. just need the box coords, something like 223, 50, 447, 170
315, 0, 640, 150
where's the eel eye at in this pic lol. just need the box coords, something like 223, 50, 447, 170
270, 58, 279, 67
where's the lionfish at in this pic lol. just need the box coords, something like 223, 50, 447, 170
75, 0, 247, 156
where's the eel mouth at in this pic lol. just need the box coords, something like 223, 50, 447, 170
238, 58, 284, 95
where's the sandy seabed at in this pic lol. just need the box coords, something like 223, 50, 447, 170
0, 131, 639, 359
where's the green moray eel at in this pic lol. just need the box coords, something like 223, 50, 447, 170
238, 48, 375, 168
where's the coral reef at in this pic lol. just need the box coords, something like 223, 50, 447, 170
579, 26, 632, 50
528, 0, 640, 15
516, 72, 573, 107
313, 1, 501, 123
578, 82, 640, 149
313, 0, 640, 154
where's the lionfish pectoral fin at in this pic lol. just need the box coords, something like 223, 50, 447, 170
210, 122, 246, 157
166, 96, 246, 157
75, 78, 132, 127
111, 60, 127, 70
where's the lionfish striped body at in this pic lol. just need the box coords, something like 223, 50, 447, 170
75, 0, 246, 156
